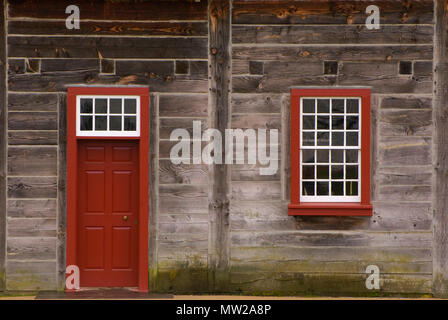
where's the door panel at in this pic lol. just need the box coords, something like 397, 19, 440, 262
77, 140, 139, 287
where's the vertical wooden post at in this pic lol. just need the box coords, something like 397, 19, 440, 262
208, 0, 231, 291
433, 0, 448, 298
0, 0, 6, 292
57, 93, 67, 290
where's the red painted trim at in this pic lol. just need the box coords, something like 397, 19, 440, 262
66, 87, 149, 292
289, 88, 372, 216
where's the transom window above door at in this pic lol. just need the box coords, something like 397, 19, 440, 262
76, 95, 140, 137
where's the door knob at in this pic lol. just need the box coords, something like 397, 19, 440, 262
123, 215, 128, 221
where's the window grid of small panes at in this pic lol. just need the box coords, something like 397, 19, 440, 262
76, 96, 140, 137
300, 97, 361, 202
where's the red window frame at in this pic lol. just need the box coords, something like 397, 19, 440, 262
288, 88, 372, 216
66, 86, 150, 292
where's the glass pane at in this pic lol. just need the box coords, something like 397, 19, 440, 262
303, 132, 314, 146
331, 132, 344, 146
80, 115, 92, 131
332, 116, 344, 129
124, 116, 137, 131
347, 99, 359, 113
346, 165, 358, 179
332, 99, 344, 113
331, 150, 343, 163
346, 132, 358, 146
303, 182, 315, 196
317, 132, 329, 146
110, 116, 122, 131
331, 182, 344, 196
302, 149, 315, 163
317, 149, 329, 163
317, 99, 329, 113
317, 116, 329, 129
346, 150, 358, 163
317, 165, 329, 179
110, 99, 122, 114
124, 99, 137, 114
80, 98, 93, 113
302, 165, 314, 179
346, 181, 358, 196
95, 116, 107, 131
302, 115, 315, 129
95, 99, 107, 114
303, 99, 315, 113
331, 165, 343, 179
317, 182, 329, 195
346, 116, 359, 130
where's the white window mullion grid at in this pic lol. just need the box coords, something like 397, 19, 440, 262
76, 95, 140, 137
300, 97, 361, 203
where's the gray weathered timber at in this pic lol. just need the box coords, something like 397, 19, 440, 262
232, 25, 434, 45
232, 46, 434, 62
8, 37, 208, 59
8, 131, 58, 145
148, 94, 158, 292
232, 94, 282, 113
208, 0, 231, 291
232, 1, 434, 25
7, 177, 57, 199
378, 109, 432, 137
381, 96, 433, 109
159, 160, 208, 184
7, 147, 57, 176
57, 93, 67, 290
159, 94, 208, 117
8, 112, 57, 130
7, 218, 56, 237
0, 0, 6, 292
433, 0, 448, 298
8, 21, 208, 37
8, 93, 58, 111
7, 199, 57, 218
6, 237, 56, 260
8, 0, 208, 21
6, 260, 56, 291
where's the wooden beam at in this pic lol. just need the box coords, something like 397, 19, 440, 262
433, 0, 448, 298
57, 93, 67, 290
0, 0, 6, 292
208, 0, 231, 291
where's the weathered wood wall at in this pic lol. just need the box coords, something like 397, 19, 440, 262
0, 0, 444, 296
4, 0, 210, 292
230, 0, 434, 295
0, 0, 6, 292
433, 0, 448, 298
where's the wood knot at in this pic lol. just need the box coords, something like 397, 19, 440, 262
211, 47, 217, 55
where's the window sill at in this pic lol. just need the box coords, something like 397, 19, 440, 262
288, 202, 373, 216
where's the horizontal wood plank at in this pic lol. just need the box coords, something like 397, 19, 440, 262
8, 177, 57, 199
8, 21, 208, 37
232, 1, 434, 25
8, 112, 57, 130
7, 237, 56, 260
8, 36, 208, 59
8, 0, 207, 20
7, 218, 56, 237
233, 45, 434, 62
8, 147, 57, 176
7, 199, 57, 218
8, 131, 58, 145
232, 25, 433, 45
8, 93, 58, 111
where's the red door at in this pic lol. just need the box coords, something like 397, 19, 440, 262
77, 140, 139, 287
